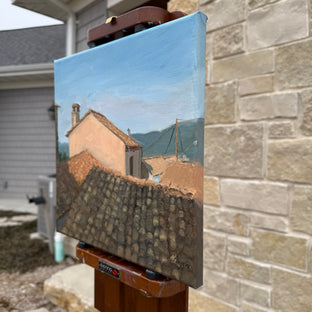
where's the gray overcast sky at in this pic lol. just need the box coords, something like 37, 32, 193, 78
0, 0, 62, 30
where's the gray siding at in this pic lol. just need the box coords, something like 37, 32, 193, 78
0, 88, 56, 198
76, 0, 108, 52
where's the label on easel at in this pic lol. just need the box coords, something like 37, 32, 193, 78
98, 260, 120, 279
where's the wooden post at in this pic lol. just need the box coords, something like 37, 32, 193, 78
77, 246, 189, 312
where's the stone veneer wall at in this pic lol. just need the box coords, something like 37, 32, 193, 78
168, 0, 312, 311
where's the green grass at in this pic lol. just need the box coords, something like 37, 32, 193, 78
0, 211, 56, 273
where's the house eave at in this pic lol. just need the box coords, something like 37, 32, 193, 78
12, 0, 95, 21
0, 63, 54, 77
12, 0, 152, 20
0, 63, 54, 90
107, 0, 147, 15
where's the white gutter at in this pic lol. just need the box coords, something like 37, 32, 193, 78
0, 63, 54, 77
48, 0, 76, 56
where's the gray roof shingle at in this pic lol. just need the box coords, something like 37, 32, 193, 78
0, 24, 65, 66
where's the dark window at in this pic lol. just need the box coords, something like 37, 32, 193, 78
130, 156, 134, 176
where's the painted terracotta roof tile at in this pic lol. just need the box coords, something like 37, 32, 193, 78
66, 109, 141, 148
143, 155, 178, 176
59, 165, 202, 288
160, 161, 203, 200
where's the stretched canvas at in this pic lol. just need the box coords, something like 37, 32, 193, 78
55, 12, 207, 288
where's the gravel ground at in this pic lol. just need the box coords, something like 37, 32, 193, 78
0, 264, 69, 312
0, 211, 74, 312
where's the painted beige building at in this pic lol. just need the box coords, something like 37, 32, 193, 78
66, 105, 142, 178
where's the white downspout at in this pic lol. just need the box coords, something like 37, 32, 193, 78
66, 12, 76, 55
48, 0, 76, 56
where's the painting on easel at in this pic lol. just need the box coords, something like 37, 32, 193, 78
55, 12, 207, 288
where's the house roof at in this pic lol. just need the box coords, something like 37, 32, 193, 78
66, 109, 141, 148
160, 161, 203, 200
0, 24, 65, 67
142, 155, 178, 176
67, 149, 106, 185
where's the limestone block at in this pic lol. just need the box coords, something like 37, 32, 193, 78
203, 177, 219, 206
189, 289, 238, 312
268, 121, 295, 139
309, 243, 312, 272
212, 24, 244, 59
203, 230, 226, 271
206, 62, 211, 85
290, 185, 312, 235
221, 179, 290, 215
299, 88, 312, 136
241, 302, 267, 312
206, 33, 212, 60
239, 75, 273, 96
251, 229, 307, 270
226, 255, 271, 284
250, 213, 288, 233
248, 0, 280, 10
247, 0, 308, 50
310, 0, 312, 36
240, 281, 270, 307
168, 0, 198, 14
239, 93, 298, 121
44, 264, 96, 312
205, 82, 236, 125
227, 236, 251, 256
268, 139, 312, 183
199, 0, 214, 5
204, 206, 249, 236
201, 0, 246, 32
64, 237, 79, 258
212, 50, 274, 83
203, 270, 239, 305
276, 39, 312, 89
272, 268, 312, 311
204, 124, 263, 178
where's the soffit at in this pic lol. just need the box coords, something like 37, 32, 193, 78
12, 0, 95, 20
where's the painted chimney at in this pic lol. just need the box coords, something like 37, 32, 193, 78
72, 103, 80, 127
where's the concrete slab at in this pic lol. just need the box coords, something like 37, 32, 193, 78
0, 198, 37, 214
0, 213, 37, 227
25, 308, 50, 312
0, 221, 20, 227
44, 264, 98, 312
11, 215, 38, 222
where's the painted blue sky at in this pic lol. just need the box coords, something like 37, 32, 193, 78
55, 12, 207, 142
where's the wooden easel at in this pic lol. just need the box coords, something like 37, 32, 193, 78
76, 7, 188, 312
76, 246, 188, 312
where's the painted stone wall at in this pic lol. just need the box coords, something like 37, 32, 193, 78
68, 114, 126, 175
168, 0, 312, 311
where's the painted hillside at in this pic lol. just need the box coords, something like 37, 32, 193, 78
132, 118, 204, 165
